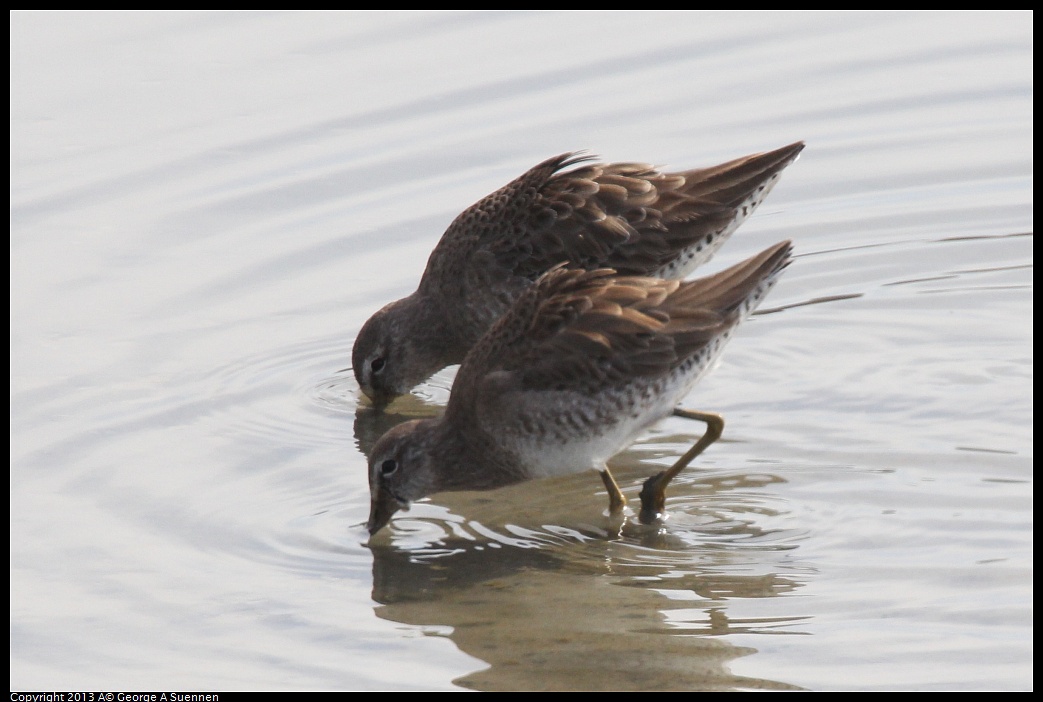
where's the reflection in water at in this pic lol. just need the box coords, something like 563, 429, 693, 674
353, 397, 442, 457
369, 528, 807, 691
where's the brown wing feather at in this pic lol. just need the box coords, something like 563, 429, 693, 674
429, 143, 804, 287
449, 241, 792, 417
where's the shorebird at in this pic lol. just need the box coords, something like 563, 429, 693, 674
366, 240, 793, 534
353, 142, 804, 409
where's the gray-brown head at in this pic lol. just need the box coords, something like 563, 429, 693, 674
366, 418, 444, 535
352, 294, 457, 410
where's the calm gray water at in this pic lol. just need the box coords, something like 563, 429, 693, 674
11, 11, 1032, 691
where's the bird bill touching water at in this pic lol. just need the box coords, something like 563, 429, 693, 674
366, 240, 794, 535
353, 143, 804, 409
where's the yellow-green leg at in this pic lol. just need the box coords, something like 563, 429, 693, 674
638, 409, 725, 524
599, 467, 627, 514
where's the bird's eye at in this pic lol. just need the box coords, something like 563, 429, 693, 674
380, 459, 397, 477
371, 356, 386, 374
